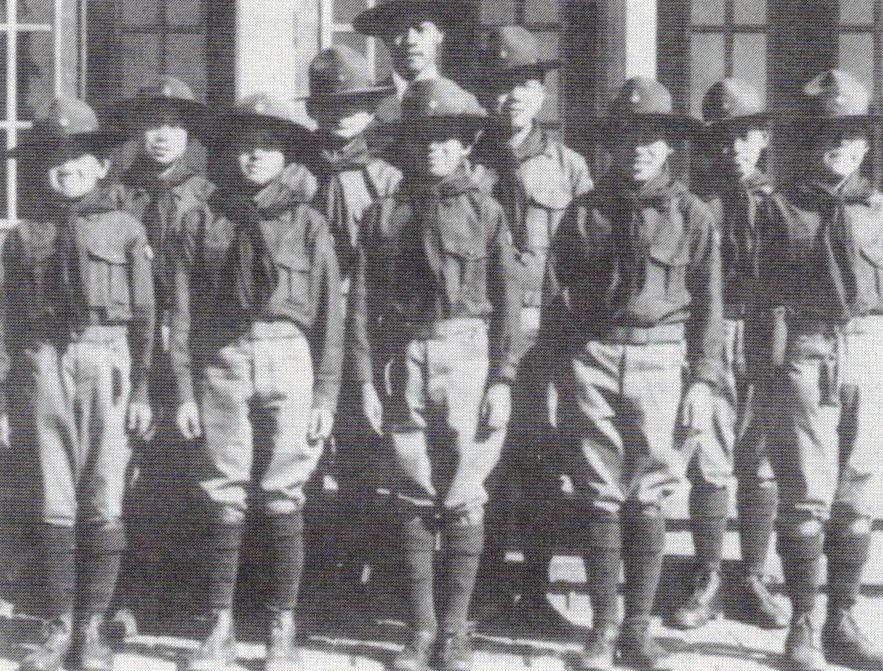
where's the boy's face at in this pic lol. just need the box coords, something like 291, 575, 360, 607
142, 111, 189, 165
388, 19, 443, 80
609, 128, 674, 183
814, 131, 869, 180
707, 127, 769, 179
424, 136, 470, 178
313, 102, 375, 140
48, 153, 111, 200
236, 128, 287, 186
495, 77, 545, 133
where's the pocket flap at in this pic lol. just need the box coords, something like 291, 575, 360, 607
86, 237, 127, 265
648, 240, 690, 267
441, 234, 488, 261
529, 186, 573, 211
860, 240, 883, 268
273, 246, 311, 272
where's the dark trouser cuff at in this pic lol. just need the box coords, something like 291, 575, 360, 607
77, 523, 126, 618
43, 524, 77, 620
689, 485, 729, 573
622, 506, 665, 625
264, 512, 305, 610
206, 523, 244, 611
402, 516, 437, 635
737, 481, 778, 576
441, 521, 484, 635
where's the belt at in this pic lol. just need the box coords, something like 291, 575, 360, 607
430, 316, 487, 340
602, 322, 685, 345
244, 320, 304, 340
69, 324, 129, 344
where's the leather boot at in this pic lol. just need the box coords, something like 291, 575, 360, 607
741, 574, 790, 629
392, 630, 435, 671
437, 630, 474, 671
673, 569, 722, 629
784, 612, 826, 671
574, 622, 620, 671
74, 613, 114, 671
187, 608, 237, 671
265, 609, 302, 671
617, 619, 669, 670
19, 613, 73, 671
822, 606, 883, 670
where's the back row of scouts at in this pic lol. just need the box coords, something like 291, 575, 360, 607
1, 1, 882, 670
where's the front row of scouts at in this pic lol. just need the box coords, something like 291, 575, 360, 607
2, 10, 883, 671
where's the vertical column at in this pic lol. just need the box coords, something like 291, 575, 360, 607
625, 0, 657, 78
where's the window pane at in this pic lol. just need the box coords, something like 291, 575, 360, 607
692, 0, 725, 25
374, 38, 392, 82
120, 32, 161, 96
839, 33, 874, 93
122, 0, 160, 26
166, 33, 207, 101
690, 33, 726, 118
167, 0, 202, 27
332, 30, 368, 57
525, 0, 560, 24
18, 0, 54, 24
733, 33, 767, 105
334, 0, 367, 25
734, 0, 766, 24
0, 133, 7, 221
0, 35, 6, 117
17, 31, 54, 119
840, 0, 875, 25
481, 0, 515, 24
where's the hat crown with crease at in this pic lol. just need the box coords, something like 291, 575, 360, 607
235, 94, 299, 123
483, 25, 556, 71
610, 77, 675, 116
402, 77, 487, 119
33, 97, 101, 139
309, 45, 385, 97
804, 69, 871, 117
703, 78, 765, 123
135, 75, 198, 103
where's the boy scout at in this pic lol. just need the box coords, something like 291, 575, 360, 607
472, 24, 592, 628
307, 44, 402, 601
674, 78, 788, 630
0, 98, 154, 671
172, 95, 344, 671
352, 0, 464, 125
111, 74, 212, 617
350, 77, 521, 671
763, 70, 883, 671
548, 78, 723, 670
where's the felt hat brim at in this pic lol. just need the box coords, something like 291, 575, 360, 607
208, 111, 317, 160
307, 85, 395, 102
703, 112, 776, 129
5, 129, 127, 158
385, 115, 490, 138
353, 0, 465, 37
110, 96, 208, 129
593, 113, 705, 140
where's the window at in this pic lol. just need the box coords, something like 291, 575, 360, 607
2, 0, 81, 225
659, 0, 769, 119
838, 0, 883, 101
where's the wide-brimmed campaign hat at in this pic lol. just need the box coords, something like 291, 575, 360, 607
387, 77, 489, 139
111, 76, 207, 131
352, 0, 468, 38
307, 45, 394, 103
599, 77, 703, 138
477, 25, 561, 85
801, 69, 883, 132
702, 78, 774, 128
7, 97, 125, 158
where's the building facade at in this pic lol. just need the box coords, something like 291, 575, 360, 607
0, 0, 880, 223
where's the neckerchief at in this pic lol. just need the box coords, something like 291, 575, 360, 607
48, 182, 126, 327
211, 168, 314, 316
720, 170, 774, 280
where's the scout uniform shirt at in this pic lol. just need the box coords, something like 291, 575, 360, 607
170, 162, 344, 412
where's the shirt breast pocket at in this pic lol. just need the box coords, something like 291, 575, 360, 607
526, 187, 572, 251
647, 243, 690, 303
85, 239, 131, 319
274, 247, 312, 309
859, 241, 883, 299
441, 236, 489, 307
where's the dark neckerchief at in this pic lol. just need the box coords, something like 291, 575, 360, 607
719, 170, 774, 280
317, 133, 374, 173
402, 165, 477, 203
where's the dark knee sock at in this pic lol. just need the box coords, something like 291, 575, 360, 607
265, 512, 305, 610
825, 514, 872, 612
402, 516, 437, 635
622, 507, 665, 625
43, 524, 77, 619
778, 531, 823, 617
441, 521, 485, 634
206, 523, 243, 611
584, 515, 622, 629
77, 523, 126, 618
690, 485, 729, 574
738, 481, 778, 576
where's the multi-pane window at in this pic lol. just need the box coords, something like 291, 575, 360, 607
838, 0, 883, 101
2, 0, 80, 225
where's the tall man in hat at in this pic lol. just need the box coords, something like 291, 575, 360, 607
547, 78, 723, 670
306, 43, 402, 604
350, 77, 522, 671
471, 24, 592, 628
762, 69, 883, 671
110, 75, 213, 619
172, 95, 344, 671
673, 78, 789, 630
352, 0, 466, 125
0, 98, 154, 671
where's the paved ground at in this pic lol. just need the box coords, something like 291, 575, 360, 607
2, 528, 883, 671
